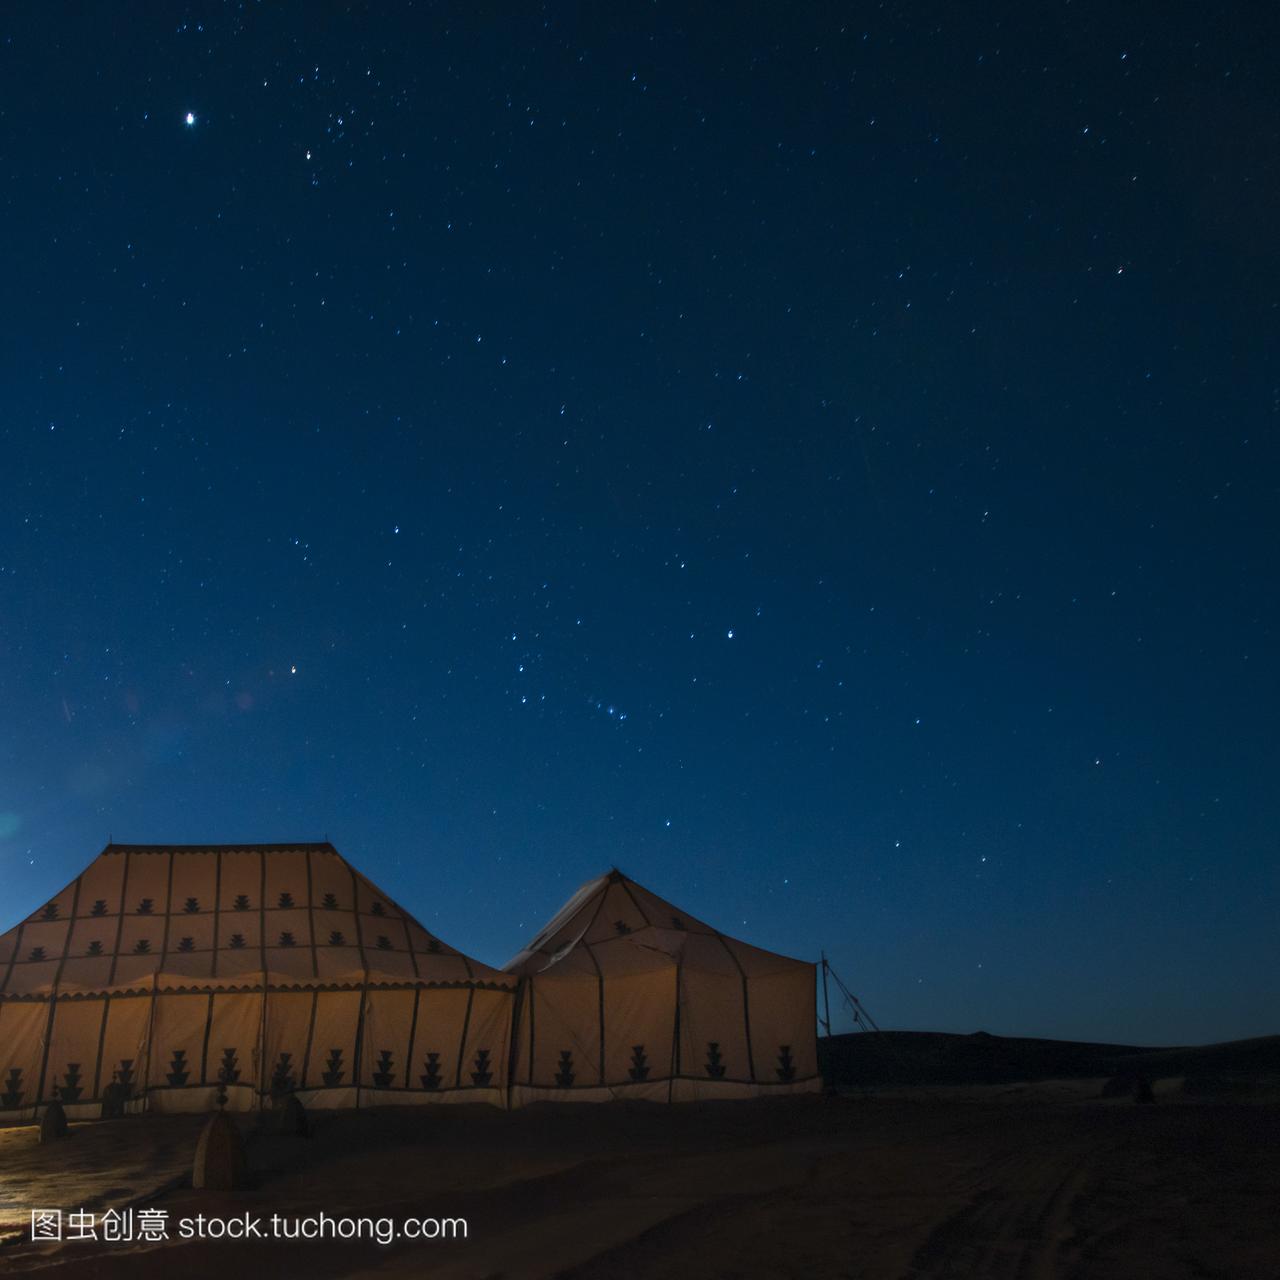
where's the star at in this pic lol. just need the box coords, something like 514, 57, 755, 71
184, 112, 196, 127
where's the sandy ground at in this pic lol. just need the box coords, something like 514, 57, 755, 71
2, 1080, 1277, 1278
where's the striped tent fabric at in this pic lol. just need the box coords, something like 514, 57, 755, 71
504, 869, 820, 1104
0, 843, 515, 1119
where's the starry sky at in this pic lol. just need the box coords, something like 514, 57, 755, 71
1, 5, 1276, 1046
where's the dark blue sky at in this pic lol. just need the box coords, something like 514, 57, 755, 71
1, 5, 1275, 1045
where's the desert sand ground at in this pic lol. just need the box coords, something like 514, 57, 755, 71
2, 1079, 1277, 1278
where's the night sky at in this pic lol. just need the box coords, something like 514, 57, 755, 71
2, 6, 1276, 1046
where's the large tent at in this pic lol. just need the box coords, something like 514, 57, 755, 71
505, 869, 820, 1103
0, 843, 515, 1119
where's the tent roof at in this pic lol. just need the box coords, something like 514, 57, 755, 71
504, 868, 813, 978
0, 841, 513, 998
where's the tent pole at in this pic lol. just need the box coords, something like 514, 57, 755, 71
820, 951, 832, 1038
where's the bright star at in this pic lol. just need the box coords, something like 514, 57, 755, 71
185, 112, 196, 127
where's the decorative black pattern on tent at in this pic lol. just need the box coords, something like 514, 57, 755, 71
59, 1064, 84, 1102
167, 1050, 190, 1085
670, 915, 686, 930
28, 946, 46, 961
233, 894, 250, 911
628, 1045, 650, 1081
420, 1053, 442, 1089
321, 1049, 345, 1086
116, 1059, 136, 1088
270, 1052, 296, 1095
177, 936, 194, 952
370, 900, 386, 917
375, 935, 392, 950
2, 1068, 24, 1107
613, 920, 631, 935
133, 939, 151, 954
776, 1045, 796, 1082
184, 897, 200, 914
279, 931, 297, 947
470, 1049, 493, 1086
90, 899, 108, 916
86, 940, 103, 955
137, 898, 154, 914
705, 1042, 726, 1079
217, 1048, 241, 1085
278, 891, 295, 909
328, 930, 345, 945
41, 902, 59, 920
322, 892, 338, 909
372, 1050, 395, 1087
229, 933, 246, 948
555, 1050, 575, 1087
425, 937, 441, 953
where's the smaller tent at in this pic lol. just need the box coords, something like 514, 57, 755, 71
505, 870, 820, 1104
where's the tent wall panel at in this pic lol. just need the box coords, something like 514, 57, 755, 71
122, 853, 171, 916
459, 987, 512, 1093
217, 853, 263, 914
525, 972, 601, 1089
116, 916, 164, 967
315, 946, 364, 981
263, 991, 314, 1094
352, 874, 399, 917
148, 993, 210, 1091
59, 955, 115, 992
309, 852, 356, 912
158, 917, 217, 980
407, 987, 470, 1090
359, 946, 415, 980
29, 885, 77, 924
168, 852, 218, 920
97, 995, 151, 1100
678, 967, 753, 1084
264, 907, 311, 951
0, 1001, 52, 1113
207, 991, 266, 1096
75, 855, 127, 919
6, 960, 60, 995
602, 967, 676, 1085
217, 911, 263, 951
263, 851, 310, 909
213, 946, 263, 981
306, 990, 362, 1091
747, 969, 818, 1084
67, 914, 121, 958
43, 998, 107, 1104
12, 919, 71, 965
314, 909, 356, 947
361, 915, 410, 949
406, 938, 472, 984
360, 988, 416, 1090
111, 954, 163, 987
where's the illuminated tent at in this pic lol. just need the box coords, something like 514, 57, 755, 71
505, 870, 820, 1103
0, 843, 514, 1119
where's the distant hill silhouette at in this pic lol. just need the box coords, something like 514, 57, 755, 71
819, 1030, 1280, 1088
